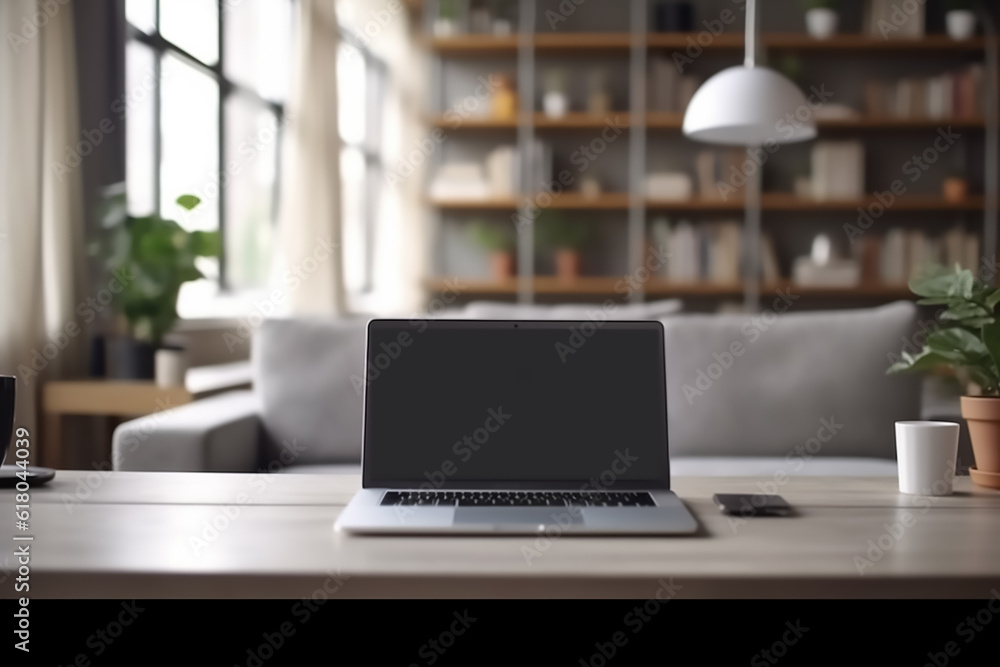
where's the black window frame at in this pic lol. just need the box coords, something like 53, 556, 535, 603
338, 27, 387, 296
125, 0, 288, 292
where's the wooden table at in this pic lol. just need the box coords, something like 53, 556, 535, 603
39, 362, 251, 468
3, 472, 1000, 599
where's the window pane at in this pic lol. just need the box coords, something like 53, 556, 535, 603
125, 41, 156, 216
224, 0, 293, 102
125, 0, 156, 34
159, 53, 219, 241
341, 147, 367, 292
160, 0, 219, 65
224, 96, 279, 290
337, 43, 365, 145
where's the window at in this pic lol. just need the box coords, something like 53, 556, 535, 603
124, 0, 293, 312
337, 31, 387, 295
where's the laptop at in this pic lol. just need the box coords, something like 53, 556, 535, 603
334, 319, 697, 535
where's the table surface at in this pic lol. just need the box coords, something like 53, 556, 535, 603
4, 472, 1000, 599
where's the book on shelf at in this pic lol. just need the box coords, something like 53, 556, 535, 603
648, 218, 779, 284
811, 141, 865, 201
865, 0, 924, 39
872, 227, 979, 285
430, 162, 491, 200
432, 138, 552, 200
695, 149, 749, 202
864, 64, 985, 120
647, 54, 698, 114
485, 145, 518, 196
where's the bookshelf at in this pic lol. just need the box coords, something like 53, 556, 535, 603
433, 193, 986, 211
421, 0, 998, 310
431, 113, 989, 131
429, 33, 988, 53
424, 277, 914, 299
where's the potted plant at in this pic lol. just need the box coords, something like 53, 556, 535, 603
802, 0, 838, 39
435, 0, 460, 36
93, 188, 220, 380
887, 264, 1000, 489
942, 169, 969, 203
468, 219, 516, 280
536, 213, 592, 280
945, 0, 976, 41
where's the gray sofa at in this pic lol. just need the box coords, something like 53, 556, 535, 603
112, 300, 932, 477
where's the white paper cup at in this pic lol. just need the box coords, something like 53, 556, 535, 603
895, 421, 959, 496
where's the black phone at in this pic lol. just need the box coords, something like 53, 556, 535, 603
713, 493, 791, 517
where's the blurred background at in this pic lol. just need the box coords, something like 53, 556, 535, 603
0, 0, 998, 467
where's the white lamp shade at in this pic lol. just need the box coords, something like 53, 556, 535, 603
682, 66, 817, 145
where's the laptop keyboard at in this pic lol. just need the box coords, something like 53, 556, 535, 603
380, 490, 656, 507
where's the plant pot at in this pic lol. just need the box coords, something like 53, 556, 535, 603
946, 10, 976, 41
805, 8, 838, 39
490, 251, 515, 281
555, 249, 581, 280
960, 396, 1000, 488
543, 91, 569, 119
106, 338, 155, 380
942, 177, 969, 203
155, 347, 188, 388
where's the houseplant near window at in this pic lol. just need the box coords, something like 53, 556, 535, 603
468, 219, 516, 281
887, 264, 1000, 488
92, 189, 220, 379
802, 0, 838, 39
536, 213, 592, 281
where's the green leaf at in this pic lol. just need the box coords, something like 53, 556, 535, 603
916, 297, 959, 306
188, 230, 221, 257
956, 317, 996, 328
887, 348, 953, 374
953, 270, 975, 299
175, 194, 201, 211
982, 321, 1000, 377
985, 289, 1000, 312
927, 327, 989, 359
908, 272, 959, 298
940, 302, 990, 322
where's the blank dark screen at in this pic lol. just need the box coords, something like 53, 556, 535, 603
362, 322, 669, 486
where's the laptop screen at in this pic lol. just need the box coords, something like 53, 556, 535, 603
362, 320, 670, 489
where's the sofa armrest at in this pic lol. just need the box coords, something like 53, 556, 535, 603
112, 391, 262, 472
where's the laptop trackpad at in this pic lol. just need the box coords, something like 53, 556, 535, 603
454, 507, 583, 525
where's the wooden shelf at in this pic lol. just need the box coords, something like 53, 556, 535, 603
432, 113, 988, 131
425, 277, 914, 298
431, 193, 985, 212
817, 116, 989, 129
431, 192, 630, 210
533, 112, 630, 129
430, 33, 986, 54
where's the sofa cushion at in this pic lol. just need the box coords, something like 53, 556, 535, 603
662, 300, 921, 459
461, 298, 682, 320
254, 318, 368, 465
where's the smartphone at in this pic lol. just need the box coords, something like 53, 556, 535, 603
713, 493, 791, 517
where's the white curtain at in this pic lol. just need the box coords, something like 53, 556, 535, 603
0, 0, 85, 437
277, 0, 346, 315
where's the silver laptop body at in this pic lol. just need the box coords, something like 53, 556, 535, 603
335, 319, 697, 535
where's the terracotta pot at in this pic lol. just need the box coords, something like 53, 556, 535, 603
490, 251, 514, 281
960, 396, 1000, 488
555, 249, 581, 280
942, 177, 969, 203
